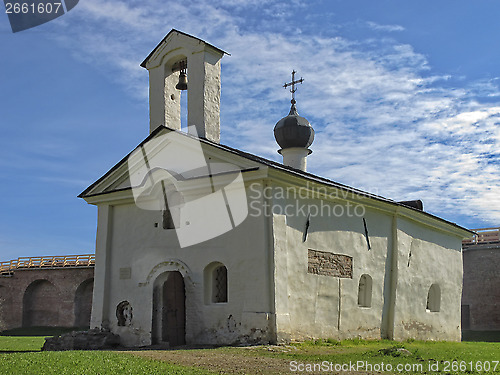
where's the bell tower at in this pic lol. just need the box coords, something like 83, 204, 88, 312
141, 29, 227, 143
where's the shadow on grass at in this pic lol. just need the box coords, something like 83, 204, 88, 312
462, 330, 500, 342
1, 326, 89, 337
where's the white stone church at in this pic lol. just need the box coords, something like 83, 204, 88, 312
80, 30, 472, 347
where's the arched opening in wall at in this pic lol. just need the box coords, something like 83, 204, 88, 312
426, 284, 441, 312
204, 262, 228, 304
0, 285, 6, 330
22, 279, 59, 327
74, 278, 94, 328
180, 84, 187, 133
164, 57, 188, 133
357, 274, 372, 308
116, 301, 133, 327
151, 271, 186, 346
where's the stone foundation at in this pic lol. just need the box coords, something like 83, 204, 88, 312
42, 328, 120, 351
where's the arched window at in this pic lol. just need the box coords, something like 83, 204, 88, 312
213, 265, 227, 303
426, 284, 441, 312
204, 262, 228, 304
358, 274, 372, 308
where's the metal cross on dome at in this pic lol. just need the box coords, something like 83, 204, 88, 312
283, 70, 304, 104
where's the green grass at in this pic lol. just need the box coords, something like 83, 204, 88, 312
0, 336, 45, 352
0, 336, 498, 374
0, 351, 216, 375
0, 336, 216, 375
267, 338, 500, 374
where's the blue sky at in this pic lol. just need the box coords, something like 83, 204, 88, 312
1, 0, 500, 260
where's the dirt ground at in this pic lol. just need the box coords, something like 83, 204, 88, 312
129, 347, 292, 374
124, 345, 369, 375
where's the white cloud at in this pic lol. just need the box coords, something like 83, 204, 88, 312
366, 21, 405, 32
45, 0, 500, 228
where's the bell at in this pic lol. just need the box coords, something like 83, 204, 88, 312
175, 72, 188, 90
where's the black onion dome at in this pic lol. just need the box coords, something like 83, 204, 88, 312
274, 103, 314, 149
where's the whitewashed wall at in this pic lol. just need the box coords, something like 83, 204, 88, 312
91, 180, 275, 347
90, 170, 464, 346
393, 218, 463, 341
269, 179, 464, 342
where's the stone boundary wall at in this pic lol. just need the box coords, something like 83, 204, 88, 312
0, 267, 94, 331
462, 245, 500, 331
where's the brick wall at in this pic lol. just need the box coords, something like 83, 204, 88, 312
0, 267, 94, 331
462, 246, 500, 330
307, 249, 353, 278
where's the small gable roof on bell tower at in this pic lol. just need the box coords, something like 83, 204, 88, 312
140, 29, 229, 69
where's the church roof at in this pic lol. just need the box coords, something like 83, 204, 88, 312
79, 125, 375, 201
140, 29, 229, 68
79, 126, 473, 237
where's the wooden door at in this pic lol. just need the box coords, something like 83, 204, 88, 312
162, 271, 186, 346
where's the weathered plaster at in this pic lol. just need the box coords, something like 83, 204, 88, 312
90, 184, 274, 346
392, 218, 463, 341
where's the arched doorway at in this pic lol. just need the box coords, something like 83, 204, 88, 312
23, 280, 59, 327
74, 278, 94, 328
152, 271, 185, 346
